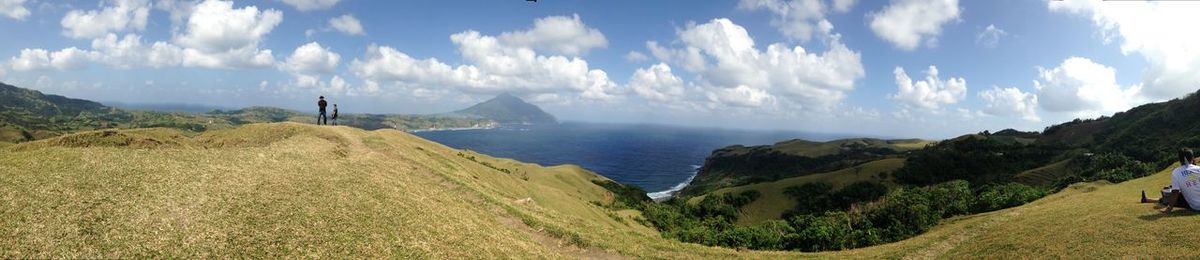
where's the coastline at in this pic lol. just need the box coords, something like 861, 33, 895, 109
407, 123, 499, 133
647, 165, 701, 202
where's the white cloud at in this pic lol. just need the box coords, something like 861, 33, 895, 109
327, 75, 348, 93
7, 1, 284, 71
955, 108, 984, 120
61, 0, 152, 39
706, 84, 775, 108
328, 14, 365, 36
284, 42, 340, 75
279, 0, 339, 11
9, 33, 186, 71
869, 0, 960, 50
350, 15, 620, 101
9, 48, 50, 71
980, 86, 1040, 122
91, 33, 181, 69
832, 0, 856, 13
1034, 57, 1135, 117
282, 42, 343, 93
497, 14, 607, 56
1050, 0, 1200, 101
629, 63, 685, 103
49, 47, 97, 70
0, 0, 30, 20
625, 51, 648, 63
648, 18, 864, 111
174, 0, 282, 69
156, 0, 196, 30
738, 0, 838, 42
890, 65, 966, 110
976, 24, 1007, 48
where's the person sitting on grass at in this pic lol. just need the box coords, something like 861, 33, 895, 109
1141, 148, 1200, 213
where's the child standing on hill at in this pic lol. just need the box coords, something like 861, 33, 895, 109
332, 104, 339, 126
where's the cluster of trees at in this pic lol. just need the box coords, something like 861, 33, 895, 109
638, 180, 1045, 251
781, 182, 888, 218
1054, 153, 1156, 189
686, 147, 898, 196
893, 135, 1063, 186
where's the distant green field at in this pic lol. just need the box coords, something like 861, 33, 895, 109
721, 138, 933, 158
692, 158, 906, 225
1013, 159, 1073, 187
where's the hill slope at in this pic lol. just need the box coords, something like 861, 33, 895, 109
0, 123, 779, 258
827, 166, 1198, 259
681, 138, 931, 196
1, 123, 1196, 258
450, 93, 558, 124
692, 158, 905, 225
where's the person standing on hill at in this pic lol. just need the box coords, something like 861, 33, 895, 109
331, 104, 339, 126
1141, 148, 1200, 212
317, 96, 328, 125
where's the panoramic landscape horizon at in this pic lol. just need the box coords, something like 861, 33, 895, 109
6, 0, 1200, 258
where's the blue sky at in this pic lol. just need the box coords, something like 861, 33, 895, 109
0, 0, 1194, 139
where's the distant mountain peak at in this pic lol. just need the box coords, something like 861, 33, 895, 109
451, 93, 558, 124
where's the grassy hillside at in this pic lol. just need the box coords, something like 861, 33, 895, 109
1013, 159, 1073, 187
1, 123, 1195, 258
825, 166, 1200, 259
0, 123, 787, 258
692, 158, 905, 225
681, 138, 930, 196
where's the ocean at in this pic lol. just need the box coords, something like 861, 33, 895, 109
414, 122, 846, 199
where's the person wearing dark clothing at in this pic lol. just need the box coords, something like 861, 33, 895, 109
331, 104, 339, 126
317, 96, 328, 125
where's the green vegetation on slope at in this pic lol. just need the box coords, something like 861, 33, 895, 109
694, 158, 905, 225
645, 175, 1048, 252
893, 133, 1066, 186
828, 167, 1200, 259
1039, 90, 1200, 166
681, 138, 931, 196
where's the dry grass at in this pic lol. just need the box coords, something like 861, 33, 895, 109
2, 123, 1194, 259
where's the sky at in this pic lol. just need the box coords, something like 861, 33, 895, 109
0, 0, 1195, 139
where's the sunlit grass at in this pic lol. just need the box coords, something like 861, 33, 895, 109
1, 123, 1195, 258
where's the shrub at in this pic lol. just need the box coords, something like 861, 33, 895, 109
973, 182, 1045, 212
